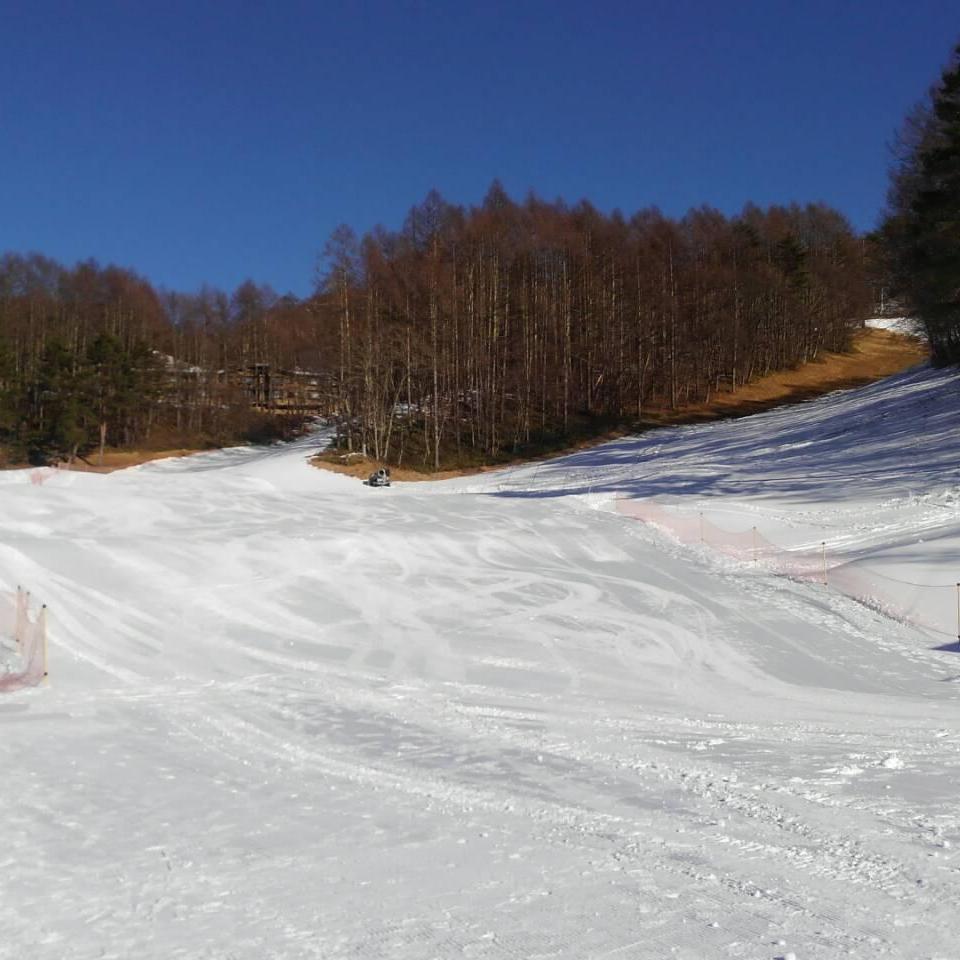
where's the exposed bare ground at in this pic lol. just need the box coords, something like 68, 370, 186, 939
311, 456, 503, 484
640, 327, 927, 424
312, 328, 928, 483
0, 447, 210, 474
68, 448, 209, 473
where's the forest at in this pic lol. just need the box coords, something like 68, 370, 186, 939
0, 258, 324, 465
320, 189, 872, 468
0, 190, 874, 469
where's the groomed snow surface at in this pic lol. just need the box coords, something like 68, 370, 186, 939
2, 357, 960, 959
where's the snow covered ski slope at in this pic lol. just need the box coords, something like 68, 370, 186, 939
2, 360, 960, 959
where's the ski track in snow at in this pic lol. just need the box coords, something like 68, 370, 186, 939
3, 357, 960, 958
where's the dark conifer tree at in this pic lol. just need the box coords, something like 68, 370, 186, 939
881, 43, 960, 362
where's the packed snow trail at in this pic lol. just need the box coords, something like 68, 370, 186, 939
1, 364, 960, 959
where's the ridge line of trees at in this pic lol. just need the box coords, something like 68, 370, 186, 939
0, 258, 322, 464
1, 187, 874, 468
319, 187, 872, 468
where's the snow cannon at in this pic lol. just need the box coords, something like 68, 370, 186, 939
366, 467, 391, 488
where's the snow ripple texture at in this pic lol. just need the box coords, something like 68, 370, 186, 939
1, 358, 960, 959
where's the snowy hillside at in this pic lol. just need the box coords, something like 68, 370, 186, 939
2, 359, 959, 959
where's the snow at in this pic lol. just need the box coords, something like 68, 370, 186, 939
865, 315, 922, 336
2, 356, 960, 959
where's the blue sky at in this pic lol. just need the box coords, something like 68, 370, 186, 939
0, 1, 956, 296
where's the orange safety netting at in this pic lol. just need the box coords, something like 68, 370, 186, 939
617, 497, 959, 642
0, 588, 48, 692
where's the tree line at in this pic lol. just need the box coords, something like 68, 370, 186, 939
0, 189, 874, 469
320, 188, 872, 468
0, 256, 322, 464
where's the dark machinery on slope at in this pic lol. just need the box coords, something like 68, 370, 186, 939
366, 467, 391, 488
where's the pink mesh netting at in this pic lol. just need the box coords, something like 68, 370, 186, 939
617, 497, 958, 641
0, 589, 47, 692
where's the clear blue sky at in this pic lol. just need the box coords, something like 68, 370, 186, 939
0, 0, 956, 297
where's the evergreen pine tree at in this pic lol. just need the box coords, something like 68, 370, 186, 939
882, 44, 960, 362
29, 340, 92, 464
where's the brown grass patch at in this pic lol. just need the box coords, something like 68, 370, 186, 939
56, 448, 206, 474
640, 327, 927, 426
311, 453, 503, 483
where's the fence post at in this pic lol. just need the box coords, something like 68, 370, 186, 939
822, 542, 828, 586
752, 527, 758, 565
699, 512, 705, 545
956, 583, 959, 649
39, 605, 48, 683
14, 587, 25, 650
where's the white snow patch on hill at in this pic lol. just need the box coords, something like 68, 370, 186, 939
866, 315, 922, 336
1, 358, 959, 960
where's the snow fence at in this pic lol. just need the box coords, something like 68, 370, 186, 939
617, 497, 960, 645
0, 588, 48, 692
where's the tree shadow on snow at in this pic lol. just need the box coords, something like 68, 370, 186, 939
487, 366, 960, 506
